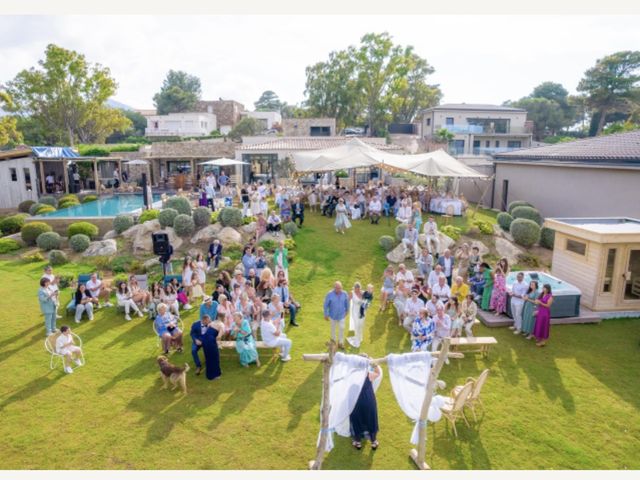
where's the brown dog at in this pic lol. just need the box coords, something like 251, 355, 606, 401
157, 355, 190, 394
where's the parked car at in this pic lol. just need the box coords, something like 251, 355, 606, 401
343, 127, 365, 136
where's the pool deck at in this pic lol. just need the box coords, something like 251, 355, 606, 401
478, 307, 602, 327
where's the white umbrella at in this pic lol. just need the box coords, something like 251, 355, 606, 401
123, 159, 150, 165
199, 158, 248, 166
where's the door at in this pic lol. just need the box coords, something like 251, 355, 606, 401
620, 247, 640, 306
501, 180, 509, 211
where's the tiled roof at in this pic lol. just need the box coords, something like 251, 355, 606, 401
145, 140, 237, 158
238, 137, 403, 151
494, 130, 640, 163
423, 103, 526, 113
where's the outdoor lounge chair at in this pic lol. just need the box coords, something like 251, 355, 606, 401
440, 381, 474, 438
452, 369, 490, 421
45, 331, 85, 371
163, 275, 183, 286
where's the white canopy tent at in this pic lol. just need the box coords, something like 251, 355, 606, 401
396, 150, 488, 179
199, 158, 248, 166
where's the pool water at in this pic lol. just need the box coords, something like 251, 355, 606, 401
37, 194, 161, 218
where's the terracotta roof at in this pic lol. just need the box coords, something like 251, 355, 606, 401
238, 137, 403, 151
494, 130, 640, 164
422, 103, 526, 113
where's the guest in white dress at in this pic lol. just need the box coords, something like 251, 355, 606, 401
347, 282, 365, 348
334, 199, 352, 234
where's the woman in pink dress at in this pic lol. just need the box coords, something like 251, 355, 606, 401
533, 284, 554, 347
489, 266, 507, 315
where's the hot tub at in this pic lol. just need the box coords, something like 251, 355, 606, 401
505, 271, 581, 318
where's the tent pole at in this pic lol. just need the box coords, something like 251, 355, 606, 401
38, 160, 46, 195
93, 158, 100, 196
410, 338, 451, 470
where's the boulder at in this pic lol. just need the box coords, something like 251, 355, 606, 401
122, 219, 161, 240
83, 239, 117, 257
143, 258, 160, 270
217, 226, 242, 246
241, 222, 257, 235
418, 232, 455, 255
495, 237, 524, 265
187, 248, 204, 259
190, 223, 222, 244
257, 232, 282, 244
103, 230, 118, 240
386, 243, 410, 264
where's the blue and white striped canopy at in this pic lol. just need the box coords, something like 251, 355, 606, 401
31, 147, 80, 159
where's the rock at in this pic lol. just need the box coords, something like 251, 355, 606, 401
103, 230, 118, 240
257, 232, 282, 244
122, 219, 160, 240
190, 223, 222, 244
418, 232, 455, 255
495, 237, 524, 265
131, 226, 182, 254
386, 243, 410, 264
459, 236, 490, 257
241, 222, 257, 235
143, 258, 160, 270
83, 239, 117, 257
187, 248, 203, 258
217, 226, 242, 246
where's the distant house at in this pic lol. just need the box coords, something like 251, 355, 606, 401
492, 130, 640, 218
282, 118, 336, 137
145, 112, 217, 138
244, 111, 282, 131
196, 100, 245, 134
419, 103, 533, 156
0, 147, 38, 209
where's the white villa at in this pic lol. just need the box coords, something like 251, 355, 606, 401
145, 112, 217, 138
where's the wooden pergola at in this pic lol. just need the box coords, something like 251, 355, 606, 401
33, 155, 123, 196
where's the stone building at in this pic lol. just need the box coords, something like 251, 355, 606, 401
195, 100, 245, 134
282, 118, 336, 137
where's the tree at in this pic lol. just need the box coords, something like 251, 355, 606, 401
228, 117, 264, 141
0, 90, 24, 148
577, 50, 640, 135
510, 97, 567, 140
106, 109, 148, 143
153, 70, 202, 115
6, 44, 130, 145
254, 90, 282, 112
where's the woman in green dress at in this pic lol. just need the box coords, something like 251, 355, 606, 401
230, 312, 260, 367
480, 263, 493, 311
521, 280, 539, 338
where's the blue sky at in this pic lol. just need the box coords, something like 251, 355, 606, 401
1, 15, 639, 111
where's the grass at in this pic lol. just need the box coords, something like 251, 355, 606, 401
0, 210, 639, 469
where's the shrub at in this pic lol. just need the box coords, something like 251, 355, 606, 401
113, 214, 134, 234
59, 194, 79, 203
113, 273, 129, 285
283, 238, 296, 250
243, 216, 256, 225
111, 255, 134, 273
0, 238, 21, 254
36, 231, 62, 251
158, 208, 179, 227
29, 203, 47, 215
58, 198, 81, 210
497, 212, 513, 231
283, 221, 299, 237
82, 194, 98, 203
129, 259, 146, 275
211, 211, 220, 224
165, 196, 192, 215
539, 227, 555, 250
473, 220, 494, 235
395, 223, 407, 241
139, 209, 160, 223
259, 239, 278, 252
507, 200, 534, 214
21, 222, 53, 245
18, 200, 36, 213
219, 207, 243, 227
510, 218, 541, 247
441, 225, 462, 241
67, 221, 99, 239
379, 235, 395, 251
225, 243, 244, 261
517, 252, 541, 268
48, 249, 68, 266
287, 250, 297, 264
58, 274, 74, 289
69, 234, 91, 252
193, 207, 213, 228
173, 214, 195, 236
217, 259, 236, 273
511, 206, 543, 226
22, 251, 44, 263
0, 214, 27, 235
89, 255, 112, 271
38, 195, 58, 208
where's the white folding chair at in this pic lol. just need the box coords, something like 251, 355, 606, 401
44, 332, 85, 371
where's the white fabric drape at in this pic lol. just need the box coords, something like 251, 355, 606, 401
387, 351, 444, 444
317, 352, 369, 452
335, 367, 383, 438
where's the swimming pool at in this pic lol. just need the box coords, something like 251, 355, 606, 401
506, 271, 581, 317
36, 194, 162, 218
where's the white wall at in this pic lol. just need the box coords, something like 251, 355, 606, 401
0, 157, 38, 209
145, 112, 217, 136
245, 111, 282, 129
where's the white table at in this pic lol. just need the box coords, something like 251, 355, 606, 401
429, 198, 463, 216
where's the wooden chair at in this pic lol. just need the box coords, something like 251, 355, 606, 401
153, 318, 185, 349
452, 368, 490, 421
441, 204, 455, 225
440, 380, 473, 438
45, 332, 85, 371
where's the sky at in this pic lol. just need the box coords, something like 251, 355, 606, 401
0, 15, 639, 111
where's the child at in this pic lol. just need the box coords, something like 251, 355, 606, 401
55, 325, 83, 374
308, 189, 318, 213
170, 278, 192, 311
416, 247, 433, 279
360, 284, 374, 318
468, 246, 481, 277
191, 278, 205, 304
469, 269, 486, 302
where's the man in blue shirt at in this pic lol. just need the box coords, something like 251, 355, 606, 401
199, 295, 218, 321
323, 281, 349, 349
218, 170, 229, 189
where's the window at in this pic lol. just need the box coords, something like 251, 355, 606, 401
445, 117, 454, 125
426, 118, 431, 126
10, 168, 17, 181
310, 126, 331, 137
23, 168, 32, 191
449, 139, 465, 155
167, 161, 191, 174
507, 140, 522, 149
495, 140, 500, 148
485, 140, 490, 148
602, 248, 616, 292
566, 239, 587, 256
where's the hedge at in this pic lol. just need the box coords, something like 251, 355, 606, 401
395, 223, 407, 241
379, 235, 395, 251
82, 194, 98, 203
219, 207, 243, 227
21, 222, 53, 245
67, 221, 99, 239
36, 231, 62, 251
58, 198, 81, 210
497, 212, 513, 231
158, 208, 179, 228
510, 218, 541, 247
193, 207, 213, 228
139, 209, 160, 224
18, 200, 36, 213
173, 214, 195, 236
0, 238, 21, 254
539, 227, 555, 250
0, 214, 27, 235
113, 214, 134, 234
31, 204, 56, 215
507, 200, 533, 215
48, 249, 68, 265
29, 203, 47, 216
38, 196, 58, 208
511, 206, 543, 226
69, 233, 91, 252
165, 196, 192, 215
282, 221, 299, 237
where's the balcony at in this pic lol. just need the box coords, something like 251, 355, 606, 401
470, 147, 524, 156
435, 125, 531, 135
145, 128, 210, 137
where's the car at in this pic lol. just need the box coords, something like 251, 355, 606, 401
343, 127, 365, 136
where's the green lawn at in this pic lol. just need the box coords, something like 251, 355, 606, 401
1, 211, 639, 470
